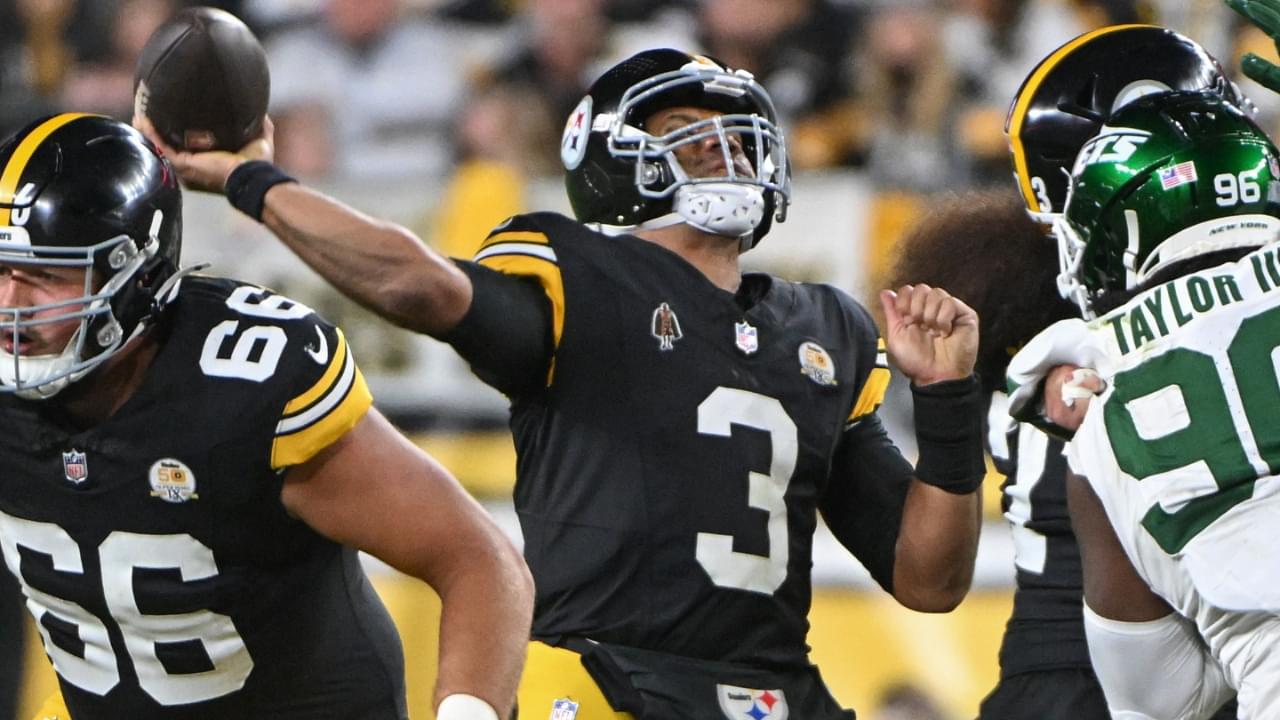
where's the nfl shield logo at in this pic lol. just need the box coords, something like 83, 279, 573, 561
735, 321, 759, 355
62, 450, 88, 485
550, 698, 579, 720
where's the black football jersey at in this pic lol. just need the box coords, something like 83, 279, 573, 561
471, 213, 892, 667
987, 392, 1090, 676
0, 276, 406, 719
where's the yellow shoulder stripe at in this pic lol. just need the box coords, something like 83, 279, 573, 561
473, 238, 565, 386
271, 328, 372, 468
0, 113, 94, 227
849, 338, 891, 423
1006, 24, 1149, 215
284, 328, 349, 415
481, 229, 551, 251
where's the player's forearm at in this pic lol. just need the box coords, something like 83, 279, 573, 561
892, 481, 981, 611
261, 182, 472, 336
891, 377, 985, 611
432, 532, 534, 717
1084, 605, 1234, 720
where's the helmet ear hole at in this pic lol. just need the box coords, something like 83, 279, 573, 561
639, 160, 672, 189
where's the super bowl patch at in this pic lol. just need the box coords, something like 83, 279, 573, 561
798, 341, 836, 386
149, 458, 199, 503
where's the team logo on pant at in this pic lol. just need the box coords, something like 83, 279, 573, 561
716, 684, 788, 720
550, 698, 579, 720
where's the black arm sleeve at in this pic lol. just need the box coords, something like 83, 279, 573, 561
819, 413, 915, 594
437, 260, 554, 396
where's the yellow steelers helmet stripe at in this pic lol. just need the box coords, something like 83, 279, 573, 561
850, 338, 892, 423
0, 113, 94, 226
1006, 24, 1150, 215
473, 240, 565, 386
271, 329, 372, 468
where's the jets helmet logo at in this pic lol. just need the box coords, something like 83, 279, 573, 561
1073, 128, 1150, 174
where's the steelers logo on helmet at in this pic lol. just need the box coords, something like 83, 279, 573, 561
1005, 25, 1246, 232
563, 48, 790, 251
0, 114, 186, 398
561, 95, 593, 171
1056, 91, 1280, 318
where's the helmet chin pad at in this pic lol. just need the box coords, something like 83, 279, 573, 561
673, 182, 765, 239
0, 352, 75, 399
0, 322, 89, 400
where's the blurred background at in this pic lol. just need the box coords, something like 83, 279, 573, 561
1, 0, 1275, 718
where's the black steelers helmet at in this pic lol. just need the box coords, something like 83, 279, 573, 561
0, 113, 183, 398
1005, 25, 1245, 230
561, 48, 790, 250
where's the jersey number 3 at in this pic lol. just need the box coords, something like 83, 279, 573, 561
695, 387, 797, 595
0, 511, 253, 705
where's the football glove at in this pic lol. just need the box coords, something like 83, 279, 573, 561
1227, 0, 1280, 93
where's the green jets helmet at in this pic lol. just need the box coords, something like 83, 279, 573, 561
1057, 90, 1280, 317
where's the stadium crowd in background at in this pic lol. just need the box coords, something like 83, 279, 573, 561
0, 0, 1268, 191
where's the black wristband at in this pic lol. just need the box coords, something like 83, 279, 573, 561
912, 374, 986, 494
224, 160, 296, 222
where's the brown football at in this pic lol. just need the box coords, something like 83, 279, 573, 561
134, 6, 270, 152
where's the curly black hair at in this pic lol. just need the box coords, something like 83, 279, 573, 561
884, 187, 1078, 395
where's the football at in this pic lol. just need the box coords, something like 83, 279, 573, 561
133, 6, 270, 152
